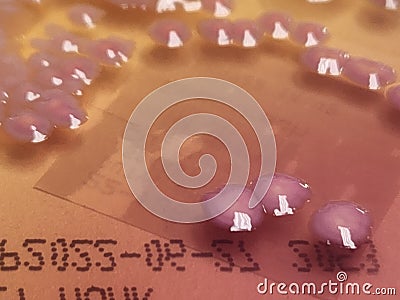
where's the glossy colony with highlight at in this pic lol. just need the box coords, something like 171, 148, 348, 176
202, 185, 266, 232
148, 19, 192, 48
68, 4, 106, 29
251, 173, 312, 217
309, 201, 372, 249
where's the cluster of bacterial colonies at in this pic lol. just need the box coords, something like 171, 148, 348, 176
172, 0, 390, 253
300, 45, 400, 111
145, 3, 400, 111
301, 47, 396, 90
2, 0, 396, 144
0, 2, 134, 143
204, 173, 373, 251
203, 173, 312, 232
150, 11, 329, 48
105, 0, 233, 17
0, 1, 385, 251
145, 4, 400, 112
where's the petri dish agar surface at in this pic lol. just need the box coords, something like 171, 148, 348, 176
1, 0, 400, 299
